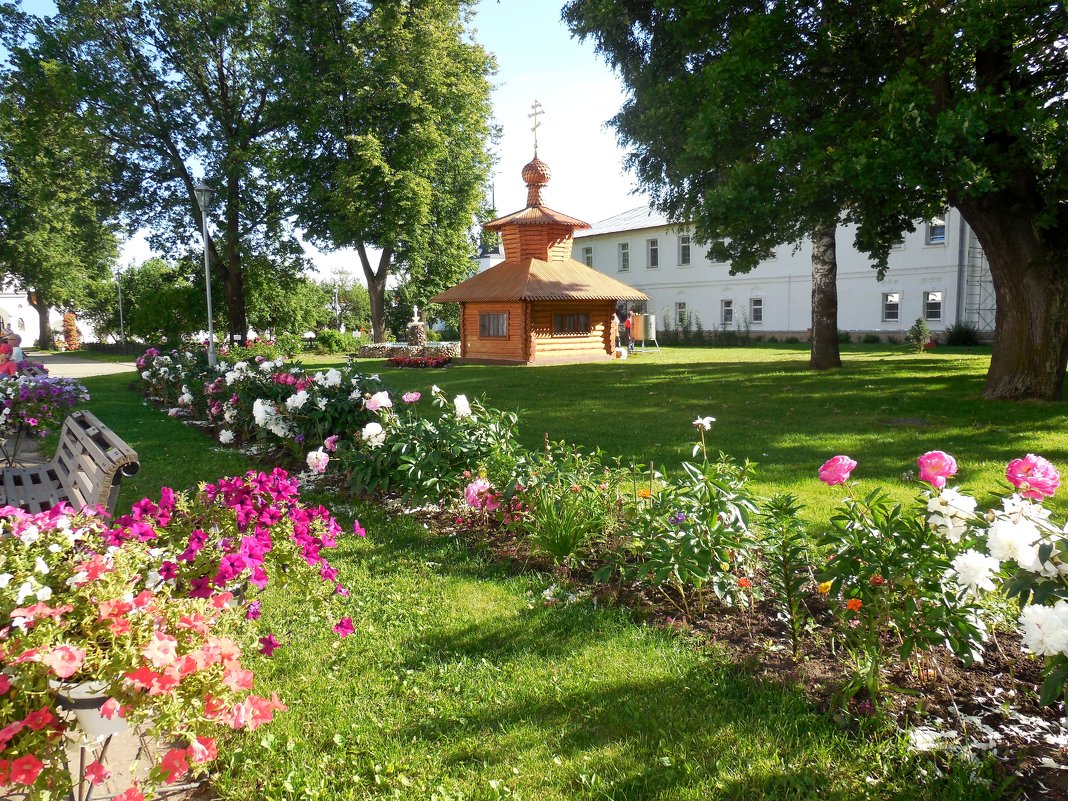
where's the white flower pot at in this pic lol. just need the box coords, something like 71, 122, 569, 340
52, 681, 129, 742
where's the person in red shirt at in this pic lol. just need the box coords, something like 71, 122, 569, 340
0, 343, 17, 376
624, 311, 635, 353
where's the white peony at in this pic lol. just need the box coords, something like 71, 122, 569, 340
950, 549, 1000, 592
315, 368, 342, 388
986, 518, 1040, 562
454, 394, 471, 419
1019, 602, 1068, 656
692, 416, 715, 431
927, 487, 978, 519
253, 398, 273, 427
361, 421, 386, 449
286, 390, 310, 411
219, 430, 235, 444
306, 448, 330, 473
141, 371, 151, 380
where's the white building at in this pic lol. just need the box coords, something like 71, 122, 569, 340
571, 207, 995, 340
0, 282, 62, 347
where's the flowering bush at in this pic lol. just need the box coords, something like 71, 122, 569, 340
386, 354, 452, 369
0, 374, 89, 466
341, 385, 519, 503
0, 470, 358, 799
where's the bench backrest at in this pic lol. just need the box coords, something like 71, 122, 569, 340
53, 410, 140, 513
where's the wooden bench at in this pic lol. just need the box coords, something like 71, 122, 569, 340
0, 410, 140, 516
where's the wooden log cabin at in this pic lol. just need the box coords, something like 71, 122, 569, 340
432, 155, 648, 365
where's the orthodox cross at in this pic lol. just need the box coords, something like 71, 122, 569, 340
528, 99, 544, 155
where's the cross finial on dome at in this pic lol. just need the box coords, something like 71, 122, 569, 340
528, 99, 544, 155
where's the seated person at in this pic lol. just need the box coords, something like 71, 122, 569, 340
6, 333, 24, 362
0, 343, 17, 376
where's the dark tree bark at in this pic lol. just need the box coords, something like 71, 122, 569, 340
809, 222, 842, 370
358, 244, 392, 343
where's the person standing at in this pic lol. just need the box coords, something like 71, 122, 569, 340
625, 310, 635, 352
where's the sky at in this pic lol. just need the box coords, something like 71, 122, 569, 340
16, 0, 647, 280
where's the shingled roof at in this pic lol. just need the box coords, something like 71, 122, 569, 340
433, 257, 649, 303
432, 152, 647, 305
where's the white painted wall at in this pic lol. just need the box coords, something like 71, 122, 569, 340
572, 208, 992, 338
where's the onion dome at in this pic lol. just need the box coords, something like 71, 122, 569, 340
522, 156, 551, 206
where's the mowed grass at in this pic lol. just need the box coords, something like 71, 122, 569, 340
70, 346, 1063, 800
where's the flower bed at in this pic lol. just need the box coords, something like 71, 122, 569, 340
356, 342, 459, 360
386, 354, 452, 368
0, 469, 360, 800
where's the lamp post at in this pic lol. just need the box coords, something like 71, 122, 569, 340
193, 182, 216, 367
115, 266, 126, 348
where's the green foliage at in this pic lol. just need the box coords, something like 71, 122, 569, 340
837, 330, 852, 344
758, 494, 812, 660
245, 268, 330, 337
120, 258, 205, 345
861, 333, 882, 344
944, 321, 983, 347
818, 489, 985, 707
905, 318, 932, 353
315, 329, 361, 354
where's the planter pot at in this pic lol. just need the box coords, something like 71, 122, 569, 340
52, 681, 129, 742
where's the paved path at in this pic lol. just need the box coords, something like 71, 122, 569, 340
31, 352, 138, 378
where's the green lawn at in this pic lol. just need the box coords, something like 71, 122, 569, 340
72, 345, 1060, 800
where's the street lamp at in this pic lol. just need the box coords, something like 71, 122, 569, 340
193, 182, 216, 367
115, 266, 126, 348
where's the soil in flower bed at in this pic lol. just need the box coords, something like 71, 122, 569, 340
397, 500, 1068, 801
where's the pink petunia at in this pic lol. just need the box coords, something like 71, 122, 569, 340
258, 634, 280, 656
10, 754, 43, 786
42, 644, 86, 679
142, 633, 179, 668
353, 520, 366, 537
333, 617, 355, 638
818, 455, 857, 486
1006, 454, 1061, 500
917, 450, 958, 489
85, 761, 111, 785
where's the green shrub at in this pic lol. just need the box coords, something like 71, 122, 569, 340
905, 318, 932, 353
316, 329, 361, 354
861, 333, 881, 344
837, 330, 852, 344
944, 321, 983, 346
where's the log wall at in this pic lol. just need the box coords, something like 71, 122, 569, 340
529, 300, 615, 362
461, 301, 529, 362
501, 223, 575, 262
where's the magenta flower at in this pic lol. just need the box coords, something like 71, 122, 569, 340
246, 600, 262, 620
324, 435, 340, 452
1006, 454, 1061, 500
258, 634, 281, 656
353, 520, 366, 537
333, 617, 355, 638
818, 455, 857, 486
917, 450, 958, 489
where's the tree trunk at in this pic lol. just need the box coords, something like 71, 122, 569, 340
30, 295, 52, 350
959, 201, 1068, 401
809, 222, 842, 370
223, 173, 247, 346
358, 244, 392, 342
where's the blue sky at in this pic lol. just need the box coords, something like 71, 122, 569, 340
15, 0, 646, 274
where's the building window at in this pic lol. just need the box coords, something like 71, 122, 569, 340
882, 292, 900, 322
479, 312, 508, 338
553, 312, 590, 334
678, 234, 691, 266
721, 299, 734, 325
926, 214, 946, 245
647, 238, 659, 269
618, 242, 630, 272
582, 246, 593, 267
924, 290, 943, 321
749, 297, 763, 323
674, 302, 687, 326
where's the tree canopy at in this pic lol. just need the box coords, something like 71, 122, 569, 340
564, 0, 1068, 400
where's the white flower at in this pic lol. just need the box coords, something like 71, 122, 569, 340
926, 487, 977, 519
260, 360, 275, 372
286, 390, 310, 411
987, 518, 1040, 562
1019, 602, 1068, 656
141, 371, 151, 380
16, 580, 35, 604
253, 398, 273, 427
219, 430, 235, 444
306, 448, 330, 473
20, 525, 39, 544
950, 550, 999, 592
366, 391, 392, 412
315, 368, 342, 388
0, 572, 13, 588
454, 394, 471, 419
692, 416, 715, 431
361, 421, 386, 449
35, 585, 52, 601
223, 406, 237, 423
34, 556, 49, 575
178, 392, 194, 406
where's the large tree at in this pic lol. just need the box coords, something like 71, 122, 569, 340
278, 0, 495, 342
565, 1, 1068, 400
44, 0, 299, 344
0, 49, 117, 348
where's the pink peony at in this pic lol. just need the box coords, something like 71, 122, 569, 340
306, 449, 329, 474
365, 391, 392, 411
464, 478, 493, 508
402, 391, 421, 404
323, 435, 339, 452
818, 455, 857, 486
1006, 454, 1061, 500
42, 644, 86, 679
917, 450, 958, 489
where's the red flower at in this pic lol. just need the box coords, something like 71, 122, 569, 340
737, 577, 752, 589
845, 598, 863, 612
